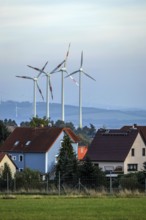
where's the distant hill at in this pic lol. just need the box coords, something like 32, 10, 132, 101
0, 101, 146, 129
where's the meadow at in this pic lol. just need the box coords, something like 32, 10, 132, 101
0, 196, 146, 220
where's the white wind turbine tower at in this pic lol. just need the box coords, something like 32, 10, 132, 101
16, 62, 48, 117
55, 43, 79, 122
28, 60, 65, 119
66, 51, 96, 128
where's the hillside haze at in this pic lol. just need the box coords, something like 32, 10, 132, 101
0, 101, 146, 128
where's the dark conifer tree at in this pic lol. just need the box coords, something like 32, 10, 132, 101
0, 120, 10, 145
55, 134, 78, 186
79, 157, 106, 188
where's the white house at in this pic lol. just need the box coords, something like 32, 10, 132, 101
86, 127, 146, 174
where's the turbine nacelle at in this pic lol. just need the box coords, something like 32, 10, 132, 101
60, 67, 67, 72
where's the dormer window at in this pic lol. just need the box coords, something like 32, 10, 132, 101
25, 140, 31, 146
14, 141, 19, 146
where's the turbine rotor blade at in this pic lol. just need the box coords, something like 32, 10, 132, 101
37, 61, 48, 78
27, 65, 41, 72
27, 61, 48, 78
42, 61, 48, 71
65, 70, 79, 78
65, 71, 79, 86
49, 78, 53, 99
36, 82, 44, 100
16, 76, 33, 80
80, 51, 83, 68
64, 43, 71, 67
82, 71, 96, 81
50, 60, 65, 74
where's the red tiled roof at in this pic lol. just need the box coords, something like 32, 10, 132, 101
78, 146, 88, 160
63, 128, 80, 142
86, 129, 138, 162
0, 127, 79, 153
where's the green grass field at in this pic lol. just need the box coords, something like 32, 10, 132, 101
0, 196, 146, 220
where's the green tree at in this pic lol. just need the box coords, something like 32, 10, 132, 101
64, 122, 75, 131
0, 163, 13, 190
55, 134, 78, 186
4, 119, 17, 127
0, 120, 10, 146
15, 168, 41, 190
89, 124, 96, 137
119, 174, 139, 190
54, 120, 65, 128
29, 116, 50, 128
20, 121, 30, 127
79, 157, 106, 188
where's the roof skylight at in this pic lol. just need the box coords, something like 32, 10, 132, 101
25, 140, 31, 146
14, 141, 19, 146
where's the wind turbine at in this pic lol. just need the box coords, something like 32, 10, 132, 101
27, 60, 65, 119
66, 51, 96, 128
55, 43, 79, 122
16, 62, 48, 117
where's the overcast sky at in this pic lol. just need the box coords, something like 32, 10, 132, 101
0, 0, 146, 109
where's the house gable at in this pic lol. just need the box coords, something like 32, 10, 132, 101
86, 129, 138, 162
124, 133, 146, 173
0, 153, 17, 178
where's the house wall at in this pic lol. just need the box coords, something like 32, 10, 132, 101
46, 132, 78, 174
8, 152, 46, 173
93, 161, 124, 173
0, 155, 17, 178
25, 153, 46, 173
72, 143, 78, 156
124, 133, 146, 174
8, 153, 24, 172
46, 132, 64, 173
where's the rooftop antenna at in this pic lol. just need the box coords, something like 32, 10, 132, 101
66, 51, 96, 128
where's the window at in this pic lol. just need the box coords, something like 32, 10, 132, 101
19, 155, 23, 162
55, 155, 59, 164
19, 168, 23, 172
60, 140, 63, 147
131, 148, 135, 156
114, 166, 123, 172
12, 156, 16, 161
104, 166, 114, 173
142, 148, 145, 156
127, 164, 138, 171
9, 154, 12, 159
25, 140, 31, 146
14, 141, 19, 146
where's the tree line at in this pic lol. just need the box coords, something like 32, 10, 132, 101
1, 117, 97, 145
